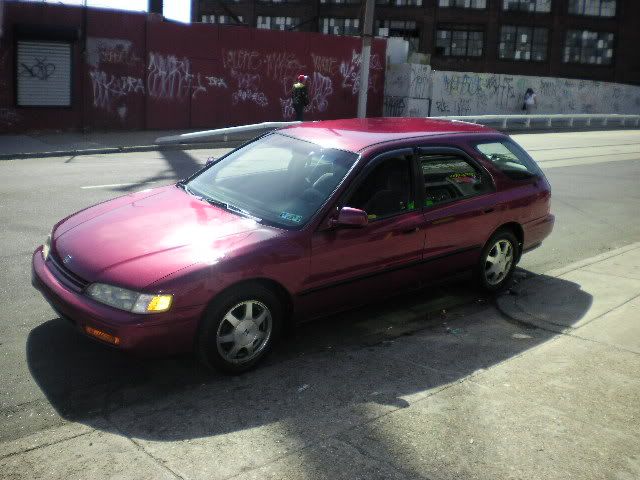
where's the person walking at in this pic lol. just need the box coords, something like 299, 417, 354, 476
292, 74, 309, 121
523, 88, 537, 114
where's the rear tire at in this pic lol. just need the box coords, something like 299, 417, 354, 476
197, 284, 283, 374
475, 229, 519, 293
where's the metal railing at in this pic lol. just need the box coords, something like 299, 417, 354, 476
154, 115, 640, 145
435, 114, 640, 132
155, 121, 300, 144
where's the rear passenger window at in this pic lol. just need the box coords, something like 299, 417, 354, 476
476, 141, 542, 179
420, 154, 492, 208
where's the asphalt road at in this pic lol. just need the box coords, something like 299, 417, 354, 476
0, 129, 639, 445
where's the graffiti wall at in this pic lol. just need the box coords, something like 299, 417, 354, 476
431, 70, 640, 116
384, 63, 432, 118
0, 3, 386, 132
384, 64, 640, 118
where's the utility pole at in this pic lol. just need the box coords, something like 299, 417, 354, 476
357, 0, 375, 118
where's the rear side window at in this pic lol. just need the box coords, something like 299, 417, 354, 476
420, 153, 493, 208
476, 141, 542, 179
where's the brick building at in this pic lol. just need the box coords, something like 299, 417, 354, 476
192, 0, 640, 85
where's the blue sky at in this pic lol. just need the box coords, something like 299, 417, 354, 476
33, 0, 191, 23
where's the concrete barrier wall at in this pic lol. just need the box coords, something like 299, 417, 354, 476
383, 63, 432, 117
384, 64, 640, 117
431, 70, 640, 116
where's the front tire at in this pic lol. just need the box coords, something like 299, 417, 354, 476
197, 284, 283, 374
476, 230, 518, 292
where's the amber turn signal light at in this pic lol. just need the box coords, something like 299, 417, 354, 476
85, 326, 120, 345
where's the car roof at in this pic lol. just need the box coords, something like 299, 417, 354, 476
280, 117, 495, 153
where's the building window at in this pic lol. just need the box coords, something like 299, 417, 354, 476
321, 18, 360, 36
438, 0, 486, 9
376, 20, 420, 51
376, 0, 423, 6
17, 40, 72, 107
257, 16, 300, 31
319, 0, 361, 4
499, 26, 548, 61
201, 15, 245, 24
436, 27, 483, 57
502, 0, 551, 12
568, 0, 616, 16
564, 30, 614, 64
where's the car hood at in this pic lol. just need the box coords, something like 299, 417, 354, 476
52, 185, 279, 289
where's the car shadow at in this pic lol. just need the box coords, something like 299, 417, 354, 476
26, 269, 592, 446
111, 149, 203, 193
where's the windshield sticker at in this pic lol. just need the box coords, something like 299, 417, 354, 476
280, 212, 303, 223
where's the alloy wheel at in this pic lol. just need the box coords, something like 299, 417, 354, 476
215, 300, 272, 364
484, 239, 514, 286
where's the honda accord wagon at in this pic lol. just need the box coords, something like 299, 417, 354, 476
32, 118, 554, 372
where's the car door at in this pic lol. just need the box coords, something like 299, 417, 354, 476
416, 147, 503, 282
299, 149, 425, 318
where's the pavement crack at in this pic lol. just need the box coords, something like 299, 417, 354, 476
101, 385, 185, 480
0, 431, 91, 460
337, 436, 422, 480
125, 435, 186, 480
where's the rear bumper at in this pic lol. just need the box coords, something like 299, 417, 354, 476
522, 213, 555, 252
31, 247, 202, 355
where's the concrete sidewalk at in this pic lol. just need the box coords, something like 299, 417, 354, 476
1, 243, 639, 480
0, 130, 241, 160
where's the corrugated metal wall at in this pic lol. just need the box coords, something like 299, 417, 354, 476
0, 3, 387, 132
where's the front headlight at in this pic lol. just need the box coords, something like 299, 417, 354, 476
86, 283, 173, 314
42, 234, 51, 260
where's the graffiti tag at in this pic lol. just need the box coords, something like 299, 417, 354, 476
19, 57, 56, 80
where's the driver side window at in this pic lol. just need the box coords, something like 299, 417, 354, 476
346, 156, 415, 220
420, 154, 492, 207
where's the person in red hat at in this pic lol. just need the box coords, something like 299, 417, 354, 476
291, 74, 309, 121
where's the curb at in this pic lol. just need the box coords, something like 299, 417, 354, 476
0, 140, 244, 161
495, 242, 640, 331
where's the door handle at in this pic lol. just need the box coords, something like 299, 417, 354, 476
431, 216, 455, 225
483, 208, 495, 214
399, 227, 420, 235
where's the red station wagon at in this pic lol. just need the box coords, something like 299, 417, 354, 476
32, 118, 554, 372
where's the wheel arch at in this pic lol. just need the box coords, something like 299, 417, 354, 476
491, 222, 524, 261
198, 277, 295, 336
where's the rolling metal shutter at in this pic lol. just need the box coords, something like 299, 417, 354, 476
17, 41, 72, 107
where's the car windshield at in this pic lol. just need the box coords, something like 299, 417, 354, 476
186, 133, 358, 228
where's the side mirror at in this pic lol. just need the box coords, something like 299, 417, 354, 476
329, 207, 368, 228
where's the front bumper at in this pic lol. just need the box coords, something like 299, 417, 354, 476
31, 247, 202, 355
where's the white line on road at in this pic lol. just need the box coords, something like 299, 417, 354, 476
538, 153, 640, 169
80, 181, 158, 189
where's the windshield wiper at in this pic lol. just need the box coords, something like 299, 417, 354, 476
178, 183, 262, 222
204, 197, 262, 222
176, 181, 194, 195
